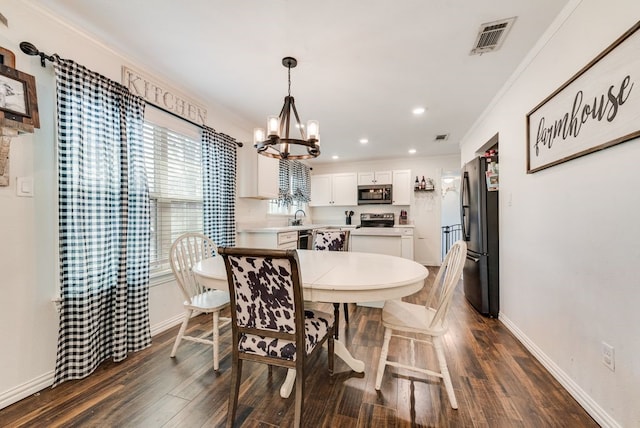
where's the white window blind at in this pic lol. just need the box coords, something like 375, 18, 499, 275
143, 121, 203, 275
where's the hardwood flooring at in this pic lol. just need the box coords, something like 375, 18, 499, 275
0, 272, 598, 427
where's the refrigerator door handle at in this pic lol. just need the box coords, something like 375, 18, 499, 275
466, 254, 480, 262
461, 171, 471, 241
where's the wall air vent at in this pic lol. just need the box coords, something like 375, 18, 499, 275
435, 134, 449, 141
470, 17, 517, 55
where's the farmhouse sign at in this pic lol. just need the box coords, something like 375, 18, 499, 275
526, 21, 640, 173
122, 66, 207, 125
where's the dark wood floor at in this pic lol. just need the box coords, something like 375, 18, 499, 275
1, 272, 598, 427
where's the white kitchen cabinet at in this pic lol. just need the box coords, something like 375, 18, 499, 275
401, 234, 414, 260
357, 170, 392, 185
309, 173, 357, 206
238, 152, 279, 199
238, 230, 298, 249
392, 169, 411, 205
351, 235, 402, 257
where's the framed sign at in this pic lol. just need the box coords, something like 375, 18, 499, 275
526, 21, 640, 173
0, 64, 39, 129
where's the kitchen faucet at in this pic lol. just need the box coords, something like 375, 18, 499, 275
291, 209, 306, 226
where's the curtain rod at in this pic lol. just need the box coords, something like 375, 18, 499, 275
18, 41, 243, 147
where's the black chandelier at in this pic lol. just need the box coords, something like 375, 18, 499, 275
253, 57, 320, 160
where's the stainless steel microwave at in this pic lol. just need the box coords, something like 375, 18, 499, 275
357, 185, 392, 204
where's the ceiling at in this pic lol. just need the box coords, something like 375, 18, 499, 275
33, 0, 568, 165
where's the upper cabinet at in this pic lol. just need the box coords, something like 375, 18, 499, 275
358, 170, 392, 185
309, 173, 358, 206
239, 152, 279, 199
392, 169, 411, 205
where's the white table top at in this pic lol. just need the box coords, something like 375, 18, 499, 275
193, 249, 428, 304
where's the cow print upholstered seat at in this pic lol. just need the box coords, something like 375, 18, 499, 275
312, 229, 349, 251
218, 247, 335, 428
311, 229, 351, 340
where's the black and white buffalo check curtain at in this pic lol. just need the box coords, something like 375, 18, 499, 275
202, 127, 237, 247
53, 57, 151, 386
278, 159, 311, 206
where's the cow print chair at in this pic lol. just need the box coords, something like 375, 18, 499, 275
311, 229, 351, 339
218, 247, 335, 428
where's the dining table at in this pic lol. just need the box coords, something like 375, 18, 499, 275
193, 249, 429, 398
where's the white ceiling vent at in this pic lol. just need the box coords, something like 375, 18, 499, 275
470, 17, 517, 55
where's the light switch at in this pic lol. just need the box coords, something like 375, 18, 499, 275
16, 176, 34, 197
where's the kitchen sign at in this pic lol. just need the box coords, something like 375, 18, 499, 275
122, 66, 207, 125
526, 21, 640, 173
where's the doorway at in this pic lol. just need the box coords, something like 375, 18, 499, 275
440, 169, 461, 260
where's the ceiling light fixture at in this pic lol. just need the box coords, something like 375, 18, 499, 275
408, 149, 417, 154
412, 107, 426, 115
359, 138, 369, 144
254, 57, 320, 160
332, 155, 339, 160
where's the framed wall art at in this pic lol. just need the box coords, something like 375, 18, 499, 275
0, 46, 16, 68
0, 64, 40, 130
526, 20, 640, 173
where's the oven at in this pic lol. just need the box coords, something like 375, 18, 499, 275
360, 213, 395, 227
297, 229, 312, 249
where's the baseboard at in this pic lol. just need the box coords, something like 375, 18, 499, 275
0, 314, 184, 411
0, 370, 55, 410
499, 313, 621, 428
150, 313, 184, 337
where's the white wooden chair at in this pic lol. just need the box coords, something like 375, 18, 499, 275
374, 240, 467, 409
311, 229, 351, 339
169, 232, 231, 371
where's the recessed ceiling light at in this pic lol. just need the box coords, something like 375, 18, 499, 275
412, 107, 426, 115
332, 155, 339, 160
408, 149, 417, 154
359, 138, 369, 144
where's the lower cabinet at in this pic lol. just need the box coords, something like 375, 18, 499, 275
351, 229, 415, 308
238, 230, 298, 249
351, 235, 402, 257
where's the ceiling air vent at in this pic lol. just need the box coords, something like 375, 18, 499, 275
470, 17, 517, 55
435, 134, 449, 142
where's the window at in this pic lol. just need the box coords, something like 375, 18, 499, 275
143, 120, 203, 275
269, 159, 310, 214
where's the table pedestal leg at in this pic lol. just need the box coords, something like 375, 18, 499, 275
279, 339, 365, 398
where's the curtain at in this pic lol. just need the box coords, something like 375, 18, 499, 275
202, 127, 237, 247
53, 57, 150, 386
278, 159, 311, 206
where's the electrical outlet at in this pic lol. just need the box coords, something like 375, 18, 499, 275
602, 342, 615, 371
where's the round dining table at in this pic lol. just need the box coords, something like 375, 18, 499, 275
193, 249, 428, 398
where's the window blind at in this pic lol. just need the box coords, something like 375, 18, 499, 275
143, 121, 203, 274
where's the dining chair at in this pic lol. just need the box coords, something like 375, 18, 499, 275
169, 232, 231, 371
218, 247, 334, 428
374, 240, 467, 409
311, 229, 351, 339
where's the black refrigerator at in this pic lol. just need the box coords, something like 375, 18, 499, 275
460, 156, 499, 317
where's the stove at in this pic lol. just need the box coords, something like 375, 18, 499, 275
360, 213, 395, 227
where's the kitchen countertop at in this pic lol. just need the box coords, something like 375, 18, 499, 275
238, 224, 330, 233
239, 224, 414, 234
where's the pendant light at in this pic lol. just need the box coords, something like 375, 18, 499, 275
253, 57, 320, 160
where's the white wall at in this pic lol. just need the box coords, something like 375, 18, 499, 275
0, 0, 254, 408
459, 1, 640, 426
310, 155, 460, 265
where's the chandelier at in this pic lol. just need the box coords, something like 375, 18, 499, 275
253, 57, 320, 160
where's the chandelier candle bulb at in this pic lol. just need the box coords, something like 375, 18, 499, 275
253, 128, 265, 145
307, 120, 319, 140
267, 116, 280, 138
